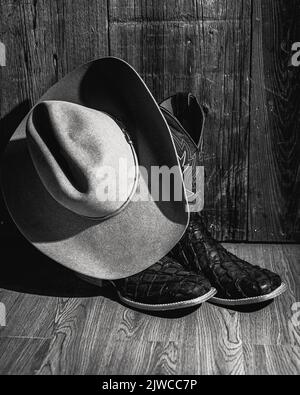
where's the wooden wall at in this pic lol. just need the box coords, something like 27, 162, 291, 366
0, 0, 299, 242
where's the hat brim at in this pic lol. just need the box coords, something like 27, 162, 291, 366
1, 58, 189, 280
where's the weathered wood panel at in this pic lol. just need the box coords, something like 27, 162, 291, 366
0, 0, 299, 242
109, 0, 251, 21
249, 0, 300, 242
109, 0, 252, 241
0, 0, 109, 236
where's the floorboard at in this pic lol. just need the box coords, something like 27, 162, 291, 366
0, 244, 299, 375
0, 337, 51, 375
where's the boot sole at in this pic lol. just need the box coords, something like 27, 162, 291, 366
117, 288, 217, 312
209, 282, 287, 306
77, 274, 217, 311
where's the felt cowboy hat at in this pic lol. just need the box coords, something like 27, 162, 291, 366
1, 57, 189, 280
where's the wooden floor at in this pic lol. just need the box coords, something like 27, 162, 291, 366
0, 241, 299, 375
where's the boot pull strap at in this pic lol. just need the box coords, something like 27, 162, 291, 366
160, 92, 207, 150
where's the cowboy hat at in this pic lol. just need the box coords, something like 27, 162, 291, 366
1, 58, 189, 280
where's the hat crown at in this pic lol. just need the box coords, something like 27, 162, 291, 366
26, 101, 137, 219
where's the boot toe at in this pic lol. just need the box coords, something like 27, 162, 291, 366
115, 257, 214, 308
234, 269, 282, 299
174, 275, 212, 302
257, 270, 282, 295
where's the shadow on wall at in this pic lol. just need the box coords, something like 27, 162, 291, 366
0, 101, 31, 154
0, 101, 32, 237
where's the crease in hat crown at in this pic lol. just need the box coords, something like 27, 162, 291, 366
26, 100, 139, 220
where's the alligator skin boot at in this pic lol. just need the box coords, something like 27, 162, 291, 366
79, 256, 216, 312
160, 93, 287, 306
171, 213, 287, 306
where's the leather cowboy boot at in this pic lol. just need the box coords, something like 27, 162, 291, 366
160, 93, 287, 306
79, 256, 216, 311
171, 213, 287, 306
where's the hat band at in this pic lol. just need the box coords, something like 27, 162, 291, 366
85, 115, 139, 222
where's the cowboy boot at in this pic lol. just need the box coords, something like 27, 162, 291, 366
160, 92, 206, 149
171, 213, 287, 306
161, 93, 287, 306
79, 256, 216, 311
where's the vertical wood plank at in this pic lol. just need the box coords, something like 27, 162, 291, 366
249, 0, 300, 242
0, 0, 109, 236
109, 0, 252, 241
1, 1, 298, 242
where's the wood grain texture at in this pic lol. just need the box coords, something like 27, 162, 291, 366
0, 0, 109, 236
0, 0, 298, 242
37, 297, 122, 375
109, 0, 252, 241
1, 244, 298, 375
243, 344, 300, 375
249, 0, 300, 242
109, 0, 251, 21
233, 244, 300, 347
0, 291, 57, 339
0, 337, 51, 375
